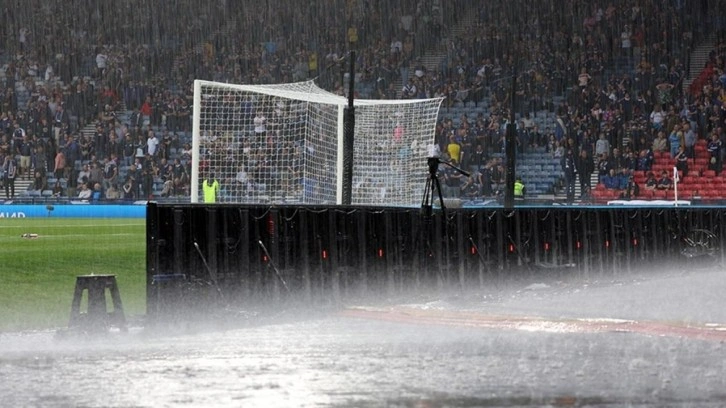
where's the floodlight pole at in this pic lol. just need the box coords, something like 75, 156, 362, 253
342, 51, 356, 206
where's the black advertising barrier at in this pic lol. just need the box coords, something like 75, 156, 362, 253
146, 203, 724, 318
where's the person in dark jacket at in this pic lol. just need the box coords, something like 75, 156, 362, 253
561, 148, 576, 203
575, 148, 594, 198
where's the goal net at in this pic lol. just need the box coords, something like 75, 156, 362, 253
191, 79, 443, 206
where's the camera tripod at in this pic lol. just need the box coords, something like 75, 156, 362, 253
419, 157, 471, 282
421, 157, 470, 219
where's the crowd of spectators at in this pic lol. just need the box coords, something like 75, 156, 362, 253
430, 1, 726, 201
0, 0, 725, 202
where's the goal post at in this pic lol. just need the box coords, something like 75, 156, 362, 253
190, 79, 443, 206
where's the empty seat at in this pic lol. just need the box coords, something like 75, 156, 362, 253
704, 189, 720, 198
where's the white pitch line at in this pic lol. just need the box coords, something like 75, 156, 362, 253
27, 233, 141, 239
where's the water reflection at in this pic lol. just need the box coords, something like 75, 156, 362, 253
2, 269, 726, 407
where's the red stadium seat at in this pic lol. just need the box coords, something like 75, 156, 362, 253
706, 189, 721, 199
652, 164, 667, 173
678, 187, 692, 196
703, 170, 716, 177
592, 190, 609, 202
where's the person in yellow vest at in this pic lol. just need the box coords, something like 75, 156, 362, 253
202, 173, 220, 203
514, 177, 526, 199
308, 52, 318, 77
446, 133, 461, 164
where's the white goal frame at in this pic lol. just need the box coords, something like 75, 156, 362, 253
190, 79, 443, 206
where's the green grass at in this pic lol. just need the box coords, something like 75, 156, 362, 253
0, 218, 146, 332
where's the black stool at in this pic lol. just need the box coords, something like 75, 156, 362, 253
68, 274, 127, 332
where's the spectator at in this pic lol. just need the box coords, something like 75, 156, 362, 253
668, 127, 683, 158
3, 154, 18, 198
53, 148, 66, 179
707, 132, 723, 174
657, 171, 673, 190
121, 133, 136, 167
683, 123, 696, 160
91, 183, 104, 202
675, 145, 689, 177
652, 131, 668, 153
595, 133, 610, 157
122, 179, 136, 201
650, 105, 666, 130
77, 164, 91, 185
52, 180, 64, 197
103, 154, 119, 190
597, 152, 612, 182
146, 130, 159, 157
460, 174, 481, 199
446, 134, 461, 164
77, 182, 92, 201
576, 149, 594, 198
442, 160, 463, 197
107, 133, 123, 160
621, 174, 640, 200
602, 169, 620, 190
105, 184, 121, 201
644, 172, 658, 191
561, 148, 576, 203
637, 145, 654, 171
17, 134, 33, 180
32, 170, 47, 192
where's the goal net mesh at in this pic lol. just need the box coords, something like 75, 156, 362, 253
191, 79, 443, 206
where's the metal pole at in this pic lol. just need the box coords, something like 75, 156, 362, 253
342, 51, 356, 205
673, 166, 678, 206
504, 66, 517, 210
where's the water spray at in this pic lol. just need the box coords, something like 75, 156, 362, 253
193, 241, 225, 300
258, 240, 291, 293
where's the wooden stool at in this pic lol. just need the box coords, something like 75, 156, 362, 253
68, 274, 127, 332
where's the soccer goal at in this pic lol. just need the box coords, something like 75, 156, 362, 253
190, 79, 443, 206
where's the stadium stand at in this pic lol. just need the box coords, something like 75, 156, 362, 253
1, 1, 725, 204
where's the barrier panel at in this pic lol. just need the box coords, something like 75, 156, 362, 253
0, 204, 145, 218
146, 203, 725, 317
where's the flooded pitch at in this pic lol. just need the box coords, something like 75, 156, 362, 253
2, 267, 726, 407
